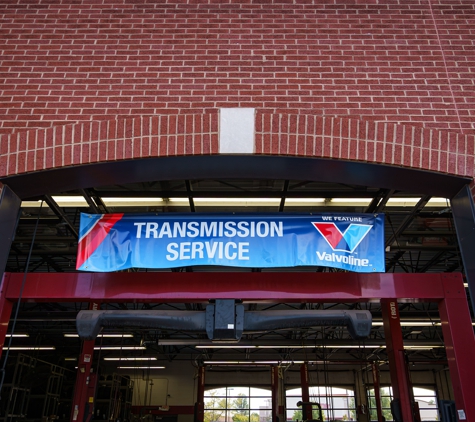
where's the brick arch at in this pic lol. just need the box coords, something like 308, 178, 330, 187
0, 113, 473, 180
255, 113, 474, 177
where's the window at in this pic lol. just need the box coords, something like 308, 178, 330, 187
286, 387, 356, 421
414, 388, 439, 422
367, 387, 394, 421
367, 387, 439, 421
204, 387, 272, 422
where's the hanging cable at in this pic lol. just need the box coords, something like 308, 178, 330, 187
359, 337, 373, 420
320, 326, 333, 422
312, 330, 322, 420
109, 321, 126, 420
0, 199, 43, 395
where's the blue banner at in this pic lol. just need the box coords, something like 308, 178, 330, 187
77, 213, 385, 273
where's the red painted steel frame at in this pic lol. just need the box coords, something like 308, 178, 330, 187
196, 366, 205, 422
71, 303, 100, 422
300, 363, 312, 420
0, 271, 474, 421
271, 366, 279, 422
0, 276, 13, 354
381, 299, 416, 422
0, 272, 456, 302
71, 340, 96, 422
371, 363, 384, 422
438, 277, 475, 422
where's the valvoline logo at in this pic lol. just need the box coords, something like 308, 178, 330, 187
312, 222, 373, 253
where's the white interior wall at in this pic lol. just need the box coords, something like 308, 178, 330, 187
117, 361, 452, 422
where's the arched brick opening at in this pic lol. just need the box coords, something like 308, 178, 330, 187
1, 114, 473, 183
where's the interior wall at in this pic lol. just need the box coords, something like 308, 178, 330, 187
116, 362, 453, 412
123, 361, 199, 407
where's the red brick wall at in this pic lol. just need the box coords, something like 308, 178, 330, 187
1, 0, 474, 179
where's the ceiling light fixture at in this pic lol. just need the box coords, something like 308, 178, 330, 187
404, 345, 443, 350
372, 321, 441, 327
103, 357, 157, 361
117, 366, 166, 369
64, 333, 134, 338
285, 198, 326, 205
195, 344, 383, 349
330, 198, 372, 205
21, 196, 450, 208
192, 198, 282, 206
204, 360, 300, 365
94, 346, 146, 350
5, 346, 55, 350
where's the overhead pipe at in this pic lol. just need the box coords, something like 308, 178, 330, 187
76, 300, 372, 341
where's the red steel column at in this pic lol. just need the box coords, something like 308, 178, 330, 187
371, 362, 384, 422
438, 277, 475, 421
71, 303, 99, 422
0, 275, 13, 357
300, 363, 312, 420
71, 339, 95, 422
195, 366, 205, 422
271, 365, 279, 422
381, 299, 414, 422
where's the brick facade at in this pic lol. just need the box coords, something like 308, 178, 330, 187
1, 0, 474, 179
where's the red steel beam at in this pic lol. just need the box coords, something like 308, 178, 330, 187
2, 272, 458, 302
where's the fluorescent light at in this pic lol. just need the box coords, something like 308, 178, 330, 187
404, 346, 443, 350
21, 196, 167, 208
198, 344, 444, 351
103, 357, 157, 361
427, 198, 449, 206
330, 198, 371, 205
117, 366, 165, 369
386, 197, 448, 207
204, 360, 299, 365
103, 197, 164, 206
279, 198, 327, 206
64, 333, 134, 338
64, 357, 78, 361
310, 345, 381, 349
21, 200, 46, 207
6, 334, 29, 338
195, 344, 382, 349
5, 347, 53, 351
194, 198, 281, 206
195, 345, 261, 349
22, 196, 88, 207
372, 321, 440, 327
94, 346, 146, 350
